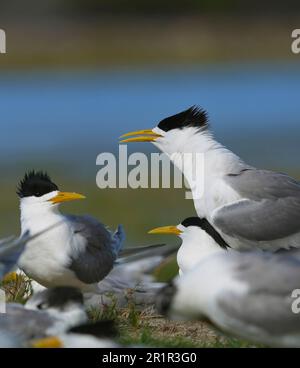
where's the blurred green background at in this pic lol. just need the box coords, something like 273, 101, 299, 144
0, 1, 299, 249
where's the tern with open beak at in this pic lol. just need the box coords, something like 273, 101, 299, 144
121, 106, 300, 252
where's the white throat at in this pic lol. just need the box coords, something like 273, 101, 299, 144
19, 195, 63, 236
155, 127, 246, 177
177, 227, 225, 274
153, 127, 248, 218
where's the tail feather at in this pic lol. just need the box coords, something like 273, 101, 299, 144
85, 243, 178, 309
118, 244, 177, 266
111, 224, 125, 257
120, 243, 168, 258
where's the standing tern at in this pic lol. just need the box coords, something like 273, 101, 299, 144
154, 218, 300, 347
149, 217, 229, 275
17, 170, 121, 291
17, 171, 167, 292
120, 106, 300, 252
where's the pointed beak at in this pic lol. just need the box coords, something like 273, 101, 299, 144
148, 225, 182, 236
119, 129, 162, 143
31, 336, 63, 348
49, 191, 86, 204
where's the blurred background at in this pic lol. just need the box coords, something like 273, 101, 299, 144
0, 1, 299, 250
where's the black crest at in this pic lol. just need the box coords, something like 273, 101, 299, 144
39, 287, 84, 309
69, 320, 118, 339
181, 217, 230, 250
181, 217, 206, 228
158, 106, 208, 132
17, 170, 58, 198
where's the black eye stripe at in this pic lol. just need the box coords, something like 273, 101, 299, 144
181, 217, 230, 250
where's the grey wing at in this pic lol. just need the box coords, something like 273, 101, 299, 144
66, 215, 117, 284
212, 169, 300, 241
0, 234, 28, 278
216, 252, 300, 338
0, 304, 55, 340
0, 225, 63, 279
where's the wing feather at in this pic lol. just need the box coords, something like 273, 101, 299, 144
212, 170, 300, 241
66, 215, 122, 284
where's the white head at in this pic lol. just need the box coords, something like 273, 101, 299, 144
149, 217, 230, 275
148, 216, 230, 251
120, 106, 216, 156
17, 171, 85, 230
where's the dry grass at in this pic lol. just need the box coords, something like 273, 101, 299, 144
1, 272, 33, 304
0, 273, 259, 347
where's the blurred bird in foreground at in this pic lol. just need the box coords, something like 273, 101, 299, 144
31, 320, 120, 348
155, 217, 300, 348
0, 224, 60, 281
1, 286, 123, 348
0, 287, 87, 344
17, 171, 168, 293
121, 106, 300, 253
0, 232, 31, 280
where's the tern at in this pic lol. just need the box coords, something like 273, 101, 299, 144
0, 287, 87, 344
157, 252, 300, 348
17, 171, 167, 292
31, 333, 120, 348
31, 320, 120, 348
154, 218, 300, 347
121, 106, 300, 252
148, 217, 229, 275
86, 243, 177, 308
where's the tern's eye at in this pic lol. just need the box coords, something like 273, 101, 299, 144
37, 303, 48, 310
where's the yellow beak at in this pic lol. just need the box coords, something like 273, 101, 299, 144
31, 336, 63, 348
148, 225, 182, 236
119, 129, 162, 143
49, 191, 86, 204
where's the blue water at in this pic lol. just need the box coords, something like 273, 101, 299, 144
0, 62, 299, 173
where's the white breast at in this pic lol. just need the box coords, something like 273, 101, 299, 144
177, 227, 226, 275
18, 200, 78, 285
